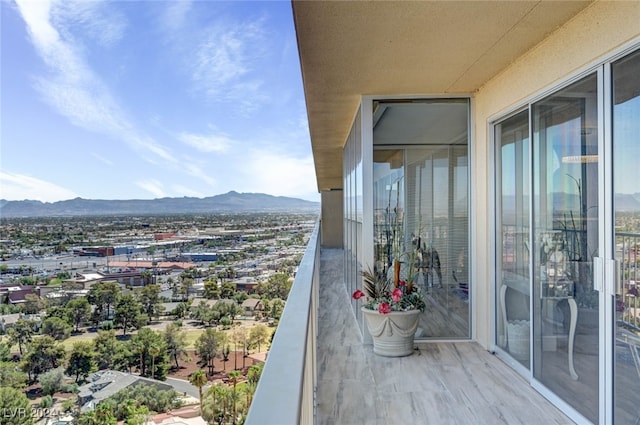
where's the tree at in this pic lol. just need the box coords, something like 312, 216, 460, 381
41, 316, 72, 340
121, 399, 149, 425
128, 328, 169, 379
114, 293, 141, 335
191, 301, 212, 325
0, 387, 33, 425
0, 361, 27, 388
171, 278, 182, 301
46, 306, 72, 323
65, 297, 91, 332
163, 323, 187, 369
75, 403, 117, 425
66, 341, 96, 382
22, 293, 45, 314
195, 328, 220, 375
88, 282, 121, 323
203, 278, 220, 299
245, 363, 263, 407
246, 363, 263, 386
173, 301, 190, 319
21, 336, 66, 381
180, 276, 195, 300
137, 284, 162, 320
92, 329, 129, 372
102, 384, 181, 420
140, 270, 154, 286
248, 325, 269, 353
222, 344, 230, 371
38, 366, 64, 396
203, 383, 229, 424
269, 298, 285, 320
220, 281, 236, 299
233, 328, 248, 369
256, 273, 292, 300
189, 369, 207, 416
232, 291, 248, 305
7, 318, 36, 355
93, 330, 118, 370
228, 370, 242, 424
148, 346, 160, 380
0, 341, 9, 361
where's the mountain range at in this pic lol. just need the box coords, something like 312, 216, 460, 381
0, 191, 320, 218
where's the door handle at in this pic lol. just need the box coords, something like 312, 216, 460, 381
593, 257, 604, 292
596, 257, 618, 296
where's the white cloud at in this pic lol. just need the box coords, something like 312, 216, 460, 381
52, 0, 126, 48
182, 163, 216, 187
240, 149, 318, 201
178, 132, 231, 153
0, 171, 79, 202
136, 179, 165, 199
190, 17, 267, 103
15, 0, 175, 167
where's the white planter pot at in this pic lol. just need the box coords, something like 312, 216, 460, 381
362, 308, 420, 357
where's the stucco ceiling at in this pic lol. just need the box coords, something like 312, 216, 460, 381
291, 0, 593, 192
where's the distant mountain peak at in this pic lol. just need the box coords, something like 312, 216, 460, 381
0, 192, 319, 218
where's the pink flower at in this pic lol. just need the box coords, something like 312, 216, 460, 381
352, 289, 365, 300
398, 280, 406, 287
378, 302, 391, 314
392, 288, 402, 303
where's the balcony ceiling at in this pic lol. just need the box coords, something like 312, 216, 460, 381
292, 0, 593, 192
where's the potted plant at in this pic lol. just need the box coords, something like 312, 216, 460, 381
352, 263, 425, 357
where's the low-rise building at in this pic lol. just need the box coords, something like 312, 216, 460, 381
77, 370, 195, 413
241, 298, 263, 317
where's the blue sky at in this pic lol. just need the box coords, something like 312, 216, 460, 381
1, 0, 318, 203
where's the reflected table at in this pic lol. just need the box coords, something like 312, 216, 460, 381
501, 278, 578, 380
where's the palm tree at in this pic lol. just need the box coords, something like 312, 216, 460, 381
149, 346, 159, 380
243, 379, 257, 408
204, 383, 225, 424
189, 369, 207, 416
228, 370, 242, 424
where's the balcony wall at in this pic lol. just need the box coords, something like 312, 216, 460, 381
245, 220, 319, 425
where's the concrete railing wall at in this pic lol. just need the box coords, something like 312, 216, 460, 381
245, 220, 319, 425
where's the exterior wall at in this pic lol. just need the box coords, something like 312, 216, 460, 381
472, 0, 640, 348
320, 190, 343, 248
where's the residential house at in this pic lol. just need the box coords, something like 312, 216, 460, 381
233, 276, 258, 294
247, 2, 640, 425
241, 298, 263, 317
0, 313, 21, 333
0, 283, 32, 305
70, 272, 104, 289
6, 287, 37, 306
77, 370, 196, 413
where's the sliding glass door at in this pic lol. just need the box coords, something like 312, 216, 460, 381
532, 73, 600, 423
612, 49, 640, 425
495, 110, 530, 368
494, 47, 640, 424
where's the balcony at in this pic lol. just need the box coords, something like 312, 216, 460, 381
246, 222, 574, 424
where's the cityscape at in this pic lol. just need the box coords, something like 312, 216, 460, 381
0, 210, 318, 425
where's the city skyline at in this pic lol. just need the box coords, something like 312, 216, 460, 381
1, 1, 319, 203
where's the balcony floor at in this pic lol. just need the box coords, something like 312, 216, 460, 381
317, 249, 575, 425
